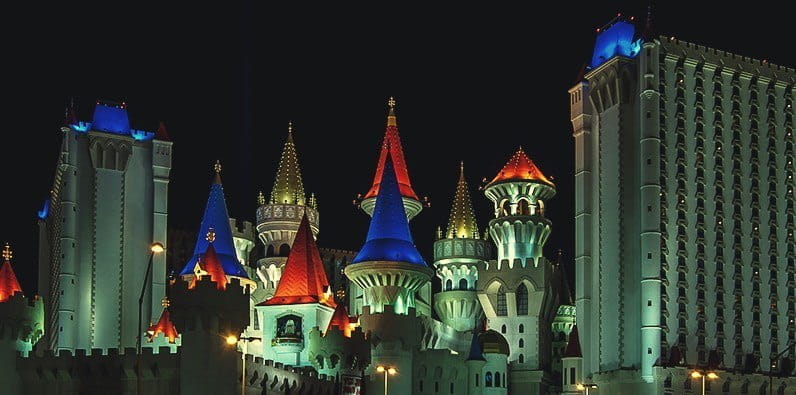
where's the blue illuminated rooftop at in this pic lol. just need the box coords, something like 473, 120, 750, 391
590, 20, 642, 68
37, 199, 50, 220
352, 153, 426, 266
68, 101, 155, 141
179, 172, 250, 278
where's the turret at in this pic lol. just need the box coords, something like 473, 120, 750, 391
256, 214, 336, 367
307, 303, 370, 380
255, 123, 319, 300
477, 148, 560, 392
561, 326, 584, 394
479, 330, 510, 394
359, 97, 424, 220
465, 328, 487, 395
433, 162, 490, 331
0, 244, 44, 393
145, 297, 180, 353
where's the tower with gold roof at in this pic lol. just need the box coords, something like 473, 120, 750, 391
477, 147, 560, 393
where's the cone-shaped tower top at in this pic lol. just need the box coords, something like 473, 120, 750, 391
189, 234, 229, 290
363, 97, 420, 201
487, 146, 554, 187
562, 325, 582, 358
446, 161, 479, 239
147, 298, 179, 343
466, 328, 486, 361
270, 122, 306, 205
353, 153, 426, 265
179, 163, 249, 278
326, 302, 353, 337
260, 214, 335, 307
0, 243, 23, 303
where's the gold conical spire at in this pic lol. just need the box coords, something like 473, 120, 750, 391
446, 161, 479, 239
270, 122, 306, 205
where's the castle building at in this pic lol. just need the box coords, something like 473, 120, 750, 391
37, 100, 172, 352
570, 16, 796, 393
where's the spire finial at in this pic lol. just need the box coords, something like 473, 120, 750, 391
388, 96, 396, 110
214, 160, 221, 174
205, 227, 216, 243
2, 243, 11, 262
161, 296, 170, 308
288, 121, 293, 134
257, 190, 265, 206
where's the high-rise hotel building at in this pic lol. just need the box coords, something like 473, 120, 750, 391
570, 18, 795, 392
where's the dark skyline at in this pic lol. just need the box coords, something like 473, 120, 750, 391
3, 3, 794, 294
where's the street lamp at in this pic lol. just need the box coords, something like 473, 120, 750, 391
576, 383, 598, 394
137, 242, 165, 395
225, 334, 262, 395
690, 370, 719, 395
376, 365, 397, 395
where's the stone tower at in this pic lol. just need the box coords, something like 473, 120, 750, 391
433, 162, 490, 332
256, 123, 319, 300
37, 100, 172, 352
478, 147, 559, 393
345, 154, 434, 394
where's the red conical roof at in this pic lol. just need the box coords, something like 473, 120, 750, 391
488, 147, 554, 187
0, 244, 23, 303
364, 101, 419, 201
147, 307, 179, 344
155, 121, 171, 141
562, 326, 582, 358
190, 242, 227, 290
260, 214, 335, 308
326, 302, 353, 337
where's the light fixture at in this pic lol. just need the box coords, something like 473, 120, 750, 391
691, 371, 703, 379
376, 366, 385, 373
388, 367, 397, 375
226, 335, 238, 345
706, 372, 719, 379
150, 242, 165, 253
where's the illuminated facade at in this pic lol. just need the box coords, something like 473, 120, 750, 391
571, 17, 796, 393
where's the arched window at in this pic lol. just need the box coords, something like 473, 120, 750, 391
501, 200, 511, 216
519, 338, 524, 348
445, 279, 452, 291
459, 278, 468, 290
266, 245, 275, 257
501, 324, 507, 334
519, 324, 525, 333
495, 372, 501, 387
279, 244, 291, 257
516, 283, 529, 315
497, 286, 508, 316
517, 199, 531, 215
519, 354, 524, 363
485, 372, 492, 387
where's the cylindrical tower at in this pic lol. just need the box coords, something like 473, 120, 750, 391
433, 162, 490, 331
255, 123, 319, 299
484, 147, 556, 267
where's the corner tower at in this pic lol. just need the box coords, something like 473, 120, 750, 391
433, 162, 491, 331
255, 123, 319, 299
478, 147, 559, 393
360, 97, 423, 220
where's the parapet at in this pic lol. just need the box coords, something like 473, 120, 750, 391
169, 277, 250, 334
229, 218, 255, 241
307, 325, 370, 374
241, 353, 336, 394
480, 257, 551, 272
0, 293, 44, 345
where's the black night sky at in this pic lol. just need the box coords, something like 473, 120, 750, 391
2, 3, 793, 295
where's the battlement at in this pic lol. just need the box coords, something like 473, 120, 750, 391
0, 292, 44, 345
242, 352, 336, 394
658, 36, 796, 83
307, 325, 370, 374
482, 257, 550, 271
169, 277, 250, 333
229, 218, 255, 241
318, 248, 358, 258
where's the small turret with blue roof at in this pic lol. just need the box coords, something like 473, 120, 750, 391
179, 161, 256, 289
345, 151, 433, 314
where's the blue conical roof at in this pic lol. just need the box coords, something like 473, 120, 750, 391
467, 330, 485, 361
179, 170, 249, 278
352, 153, 426, 265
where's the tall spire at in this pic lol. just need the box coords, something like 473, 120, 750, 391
260, 214, 335, 307
179, 163, 250, 279
487, 146, 554, 187
270, 122, 306, 205
0, 243, 23, 303
363, 97, 419, 201
562, 325, 582, 358
446, 161, 479, 239
643, 1, 655, 40
147, 297, 179, 343
353, 153, 426, 265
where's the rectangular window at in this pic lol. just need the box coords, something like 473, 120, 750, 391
570, 367, 576, 385
647, 252, 653, 259
648, 300, 653, 307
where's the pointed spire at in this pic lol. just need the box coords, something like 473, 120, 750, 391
257, 190, 266, 206
446, 161, 479, 239
363, 97, 419, 201
488, 146, 554, 187
155, 121, 171, 141
270, 122, 306, 205
0, 243, 23, 303
326, 302, 353, 337
467, 328, 486, 361
353, 153, 426, 265
147, 297, 179, 343
179, 167, 250, 280
261, 214, 335, 307
562, 326, 582, 358
643, 1, 655, 40
192, 240, 227, 290
213, 160, 222, 185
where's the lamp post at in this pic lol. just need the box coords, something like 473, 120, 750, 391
576, 383, 598, 395
769, 340, 794, 395
375, 365, 397, 395
136, 242, 165, 395
226, 334, 262, 395
690, 370, 719, 395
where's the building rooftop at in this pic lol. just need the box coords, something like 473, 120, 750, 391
446, 162, 479, 239
0, 243, 23, 303
270, 123, 307, 206
487, 147, 554, 187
